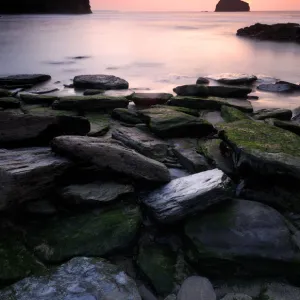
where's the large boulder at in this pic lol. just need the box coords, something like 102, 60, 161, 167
25, 205, 141, 262
0, 112, 90, 147
73, 74, 129, 90
128, 93, 173, 107
0, 257, 141, 300
185, 200, 300, 277
52, 95, 129, 111
218, 119, 300, 180
51, 136, 171, 182
208, 73, 257, 85
0, 148, 71, 210
237, 23, 300, 43
138, 106, 215, 138
177, 276, 216, 300
0, 74, 51, 85
215, 0, 250, 11
61, 181, 134, 205
112, 127, 170, 161
168, 97, 253, 113
142, 169, 232, 223
173, 85, 252, 98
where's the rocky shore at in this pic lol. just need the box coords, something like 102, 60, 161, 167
0, 72, 300, 300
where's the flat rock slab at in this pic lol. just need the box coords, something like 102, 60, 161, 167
0, 74, 51, 85
185, 200, 300, 276
83, 89, 105, 95
112, 127, 170, 161
20, 93, 58, 105
257, 83, 294, 93
128, 93, 173, 106
219, 119, 300, 180
25, 206, 141, 262
0, 97, 20, 108
112, 108, 144, 124
52, 95, 129, 111
173, 85, 252, 98
208, 73, 257, 85
253, 108, 292, 121
267, 119, 300, 136
74, 74, 129, 90
0, 148, 71, 210
177, 276, 216, 300
138, 106, 215, 138
51, 136, 171, 182
143, 169, 231, 223
0, 257, 141, 300
168, 96, 253, 113
0, 112, 90, 147
221, 106, 249, 122
61, 181, 134, 205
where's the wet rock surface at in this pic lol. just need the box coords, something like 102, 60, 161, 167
0, 74, 51, 85
128, 93, 173, 107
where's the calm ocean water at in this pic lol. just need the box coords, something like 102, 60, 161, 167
0, 11, 300, 109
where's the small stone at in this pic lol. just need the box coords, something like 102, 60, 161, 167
128, 92, 173, 107
196, 77, 210, 84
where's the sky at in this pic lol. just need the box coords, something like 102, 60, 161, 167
90, 0, 300, 11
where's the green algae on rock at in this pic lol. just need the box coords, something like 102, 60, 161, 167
221, 106, 250, 123
112, 108, 143, 124
20, 94, 58, 105
25, 205, 141, 263
218, 119, 300, 180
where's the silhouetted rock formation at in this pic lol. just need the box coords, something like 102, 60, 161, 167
237, 23, 300, 43
215, 0, 250, 12
0, 0, 92, 14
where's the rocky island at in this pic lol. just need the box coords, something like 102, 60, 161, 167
0, 0, 92, 14
215, 0, 250, 12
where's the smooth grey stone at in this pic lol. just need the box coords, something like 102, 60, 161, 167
143, 169, 231, 223
0, 257, 141, 300
177, 276, 216, 300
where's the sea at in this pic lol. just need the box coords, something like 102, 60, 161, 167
0, 11, 300, 110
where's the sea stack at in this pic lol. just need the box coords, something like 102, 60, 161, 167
0, 0, 92, 14
215, 0, 250, 12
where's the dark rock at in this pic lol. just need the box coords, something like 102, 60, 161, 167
171, 138, 210, 173
63, 83, 74, 88
74, 74, 129, 90
216, 0, 250, 12
24, 199, 57, 216
0, 148, 71, 210
112, 127, 170, 162
168, 96, 253, 113
0, 88, 12, 97
0, 112, 90, 147
0, 84, 33, 90
0, 74, 51, 85
154, 105, 200, 117
237, 23, 300, 43
0, 257, 141, 300
267, 119, 300, 136
221, 294, 252, 300
51, 136, 171, 182
25, 206, 141, 263
112, 108, 144, 124
185, 200, 300, 277
219, 120, 300, 180
0, 97, 20, 109
70, 55, 91, 60
20, 93, 58, 105
27, 87, 59, 94
61, 181, 134, 205
143, 169, 231, 223
177, 276, 216, 300
196, 77, 210, 84
128, 93, 173, 107
173, 85, 252, 98
208, 73, 257, 85
257, 83, 295, 93
276, 80, 300, 90
83, 89, 105, 95
85, 113, 110, 137
0, 0, 91, 14
221, 106, 249, 122
138, 106, 215, 138
253, 108, 292, 121
53, 95, 129, 111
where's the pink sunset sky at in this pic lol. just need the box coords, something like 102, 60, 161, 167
90, 0, 300, 11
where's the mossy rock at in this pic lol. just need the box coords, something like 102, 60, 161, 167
155, 105, 199, 117
0, 97, 20, 109
221, 106, 249, 123
0, 88, 12, 97
22, 105, 77, 117
112, 108, 143, 124
137, 244, 176, 296
20, 94, 58, 105
0, 233, 46, 286
85, 113, 110, 136
218, 119, 300, 179
25, 205, 141, 263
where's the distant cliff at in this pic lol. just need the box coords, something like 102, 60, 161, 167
215, 0, 250, 12
0, 0, 92, 14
